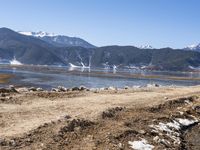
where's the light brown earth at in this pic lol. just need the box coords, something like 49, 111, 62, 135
0, 86, 200, 149
0, 74, 13, 84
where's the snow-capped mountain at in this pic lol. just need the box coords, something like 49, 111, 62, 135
1, 28, 200, 71
18, 31, 56, 37
184, 43, 200, 51
139, 45, 154, 49
18, 31, 95, 48
40, 35, 96, 48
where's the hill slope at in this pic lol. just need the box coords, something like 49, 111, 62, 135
0, 28, 200, 71
18, 31, 96, 48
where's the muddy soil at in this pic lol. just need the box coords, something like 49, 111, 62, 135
0, 86, 200, 149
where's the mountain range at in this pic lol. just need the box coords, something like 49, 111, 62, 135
184, 44, 200, 51
0, 27, 200, 71
18, 31, 95, 48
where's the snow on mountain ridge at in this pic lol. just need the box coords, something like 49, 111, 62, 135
139, 45, 154, 49
18, 31, 57, 37
184, 43, 200, 51
18, 31, 96, 48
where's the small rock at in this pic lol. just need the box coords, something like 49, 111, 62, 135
9, 85, 15, 89
28, 87, 37, 92
58, 86, 67, 92
193, 105, 200, 114
64, 115, 71, 119
99, 88, 105, 91
72, 87, 79, 91
51, 88, 59, 92
108, 86, 116, 90
153, 136, 160, 143
160, 139, 171, 148
26, 138, 32, 143
36, 88, 43, 91
0, 88, 10, 93
16, 87, 29, 92
8, 96, 12, 100
104, 87, 109, 90
79, 85, 87, 91
118, 143, 124, 149
63, 140, 68, 145
66, 88, 71, 92
138, 130, 146, 134
8, 85, 18, 92
90, 88, 97, 92
124, 86, 129, 90
9, 139, 16, 147
0, 138, 6, 146
147, 83, 160, 88
74, 126, 81, 132
0, 93, 6, 97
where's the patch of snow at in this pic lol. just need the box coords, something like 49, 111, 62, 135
69, 62, 90, 69
150, 122, 173, 133
18, 31, 57, 37
128, 139, 154, 150
188, 65, 200, 70
10, 57, 22, 65
139, 45, 154, 49
141, 65, 148, 69
185, 44, 200, 50
184, 100, 192, 105
18, 31, 33, 36
149, 121, 181, 144
112, 65, 117, 73
149, 116, 199, 145
176, 118, 198, 126
102, 62, 110, 69
166, 120, 181, 130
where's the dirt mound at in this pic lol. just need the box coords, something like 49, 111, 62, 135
102, 107, 125, 119
148, 96, 197, 113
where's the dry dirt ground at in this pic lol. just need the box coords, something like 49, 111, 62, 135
0, 86, 200, 149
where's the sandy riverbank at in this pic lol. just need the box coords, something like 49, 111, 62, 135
0, 86, 200, 149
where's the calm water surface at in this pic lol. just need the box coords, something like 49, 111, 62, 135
0, 65, 200, 89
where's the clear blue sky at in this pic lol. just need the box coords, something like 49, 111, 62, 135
0, 0, 200, 48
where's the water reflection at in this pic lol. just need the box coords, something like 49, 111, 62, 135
68, 66, 91, 72
0, 65, 200, 89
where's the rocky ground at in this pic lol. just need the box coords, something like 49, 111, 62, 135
0, 85, 200, 150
